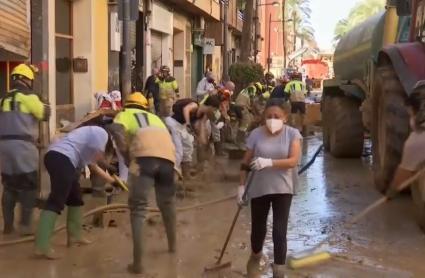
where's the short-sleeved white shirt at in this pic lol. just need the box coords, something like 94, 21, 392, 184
400, 131, 425, 171
246, 125, 302, 198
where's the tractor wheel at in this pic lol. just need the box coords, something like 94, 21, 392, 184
372, 66, 410, 193
329, 96, 364, 158
411, 174, 425, 233
322, 95, 331, 151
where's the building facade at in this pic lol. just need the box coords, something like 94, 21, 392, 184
0, 0, 241, 136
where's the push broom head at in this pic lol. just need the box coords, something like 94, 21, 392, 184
204, 261, 232, 272
287, 251, 332, 269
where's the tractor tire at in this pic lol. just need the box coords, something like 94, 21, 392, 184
411, 174, 425, 233
372, 66, 410, 193
329, 96, 364, 158
322, 95, 331, 151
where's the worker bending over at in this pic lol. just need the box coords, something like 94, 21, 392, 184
387, 82, 425, 208
0, 64, 50, 235
34, 126, 111, 259
108, 92, 177, 274
285, 73, 307, 133
235, 82, 265, 145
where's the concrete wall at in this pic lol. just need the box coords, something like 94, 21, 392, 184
173, 13, 190, 97
72, 0, 94, 121
48, 0, 56, 135
92, 0, 109, 93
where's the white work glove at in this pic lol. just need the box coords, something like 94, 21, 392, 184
215, 122, 225, 130
250, 157, 273, 171
237, 185, 247, 206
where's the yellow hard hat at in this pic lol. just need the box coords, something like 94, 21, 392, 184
11, 64, 36, 81
125, 92, 148, 108
255, 82, 264, 91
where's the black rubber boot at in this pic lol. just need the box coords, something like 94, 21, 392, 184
2, 189, 16, 234
214, 142, 226, 156
19, 189, 37, 236
160, 202, 177, 253
129, 214, 144, 274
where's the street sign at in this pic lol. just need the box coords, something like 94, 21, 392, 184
118, 0, 139, 21
203, 38, 215, 55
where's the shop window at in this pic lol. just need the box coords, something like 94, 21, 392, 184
55, 0, 73, 106
55, 0, 71, 35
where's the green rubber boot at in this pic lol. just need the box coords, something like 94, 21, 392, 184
34, 210, 61, 259
67, 206, 91, 247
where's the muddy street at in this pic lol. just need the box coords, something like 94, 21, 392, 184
1, 136, 425, 278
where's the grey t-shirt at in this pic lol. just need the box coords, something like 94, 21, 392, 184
400, 131, 425, 171
246, 125, 302, 199
49, 126, 108, 169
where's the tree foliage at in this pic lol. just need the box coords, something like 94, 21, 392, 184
229, 62, 264, 91
334, 0, 386, 43
286, 0, 315, 44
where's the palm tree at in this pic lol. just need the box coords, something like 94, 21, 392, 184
334, 0, 386, 43
285, 0, 315, 50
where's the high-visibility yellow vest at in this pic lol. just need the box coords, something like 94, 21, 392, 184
114, 108, 166, 135
0, 90, 48, 141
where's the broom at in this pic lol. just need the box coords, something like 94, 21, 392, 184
287, 166, 425, 269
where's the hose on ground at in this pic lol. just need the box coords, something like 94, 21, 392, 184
0, 144, 323, 247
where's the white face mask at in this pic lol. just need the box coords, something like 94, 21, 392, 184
266, 119, 284, 134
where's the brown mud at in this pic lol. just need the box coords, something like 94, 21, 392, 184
1, 137, 425, 277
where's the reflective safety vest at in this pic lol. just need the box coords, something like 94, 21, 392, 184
235, 85, 257, 107
114, 108, 166, 136
155, 76, 179, 99
114, 107, 176, 164
285, 80, 306, 102
0, 89, 48, 142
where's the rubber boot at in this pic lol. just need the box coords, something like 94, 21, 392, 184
214, 142, 225, 157
67, 206, 92, 247
159, 201, 177, 253
128, 214, 144, 274
181, 162, 194, 180
236, 130, 246, 149
246, 252, 268, 278
2, 189, 16, 234
19, 189, 37, 236
34, 210, 61, 259
272, 264, 286, 278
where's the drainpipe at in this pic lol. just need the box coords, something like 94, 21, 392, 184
223, 0, 229, 81
121, 0, 132, 98
143, 0, 152, 82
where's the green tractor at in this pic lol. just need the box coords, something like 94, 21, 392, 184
322, 0, 425, 229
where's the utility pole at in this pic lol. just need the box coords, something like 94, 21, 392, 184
267, 13, 272, 72
282, 0, 286, 69
254, 0, 258, 63
222, 0, 229, 81
121, 0, 132, 98
31, 0, 50, 197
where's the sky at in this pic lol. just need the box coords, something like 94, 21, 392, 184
310, 0, 360, 50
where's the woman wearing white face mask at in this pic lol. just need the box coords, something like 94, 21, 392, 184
238, 98, 302, 277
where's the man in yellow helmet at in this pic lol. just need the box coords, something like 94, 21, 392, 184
234, 82, 264, 145
285, 72, 306, 132
156, 65, 179, 117
107, 92, 177, 274
0, 64, 50, 235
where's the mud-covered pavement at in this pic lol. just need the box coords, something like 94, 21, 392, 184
1, 136, 425, 277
